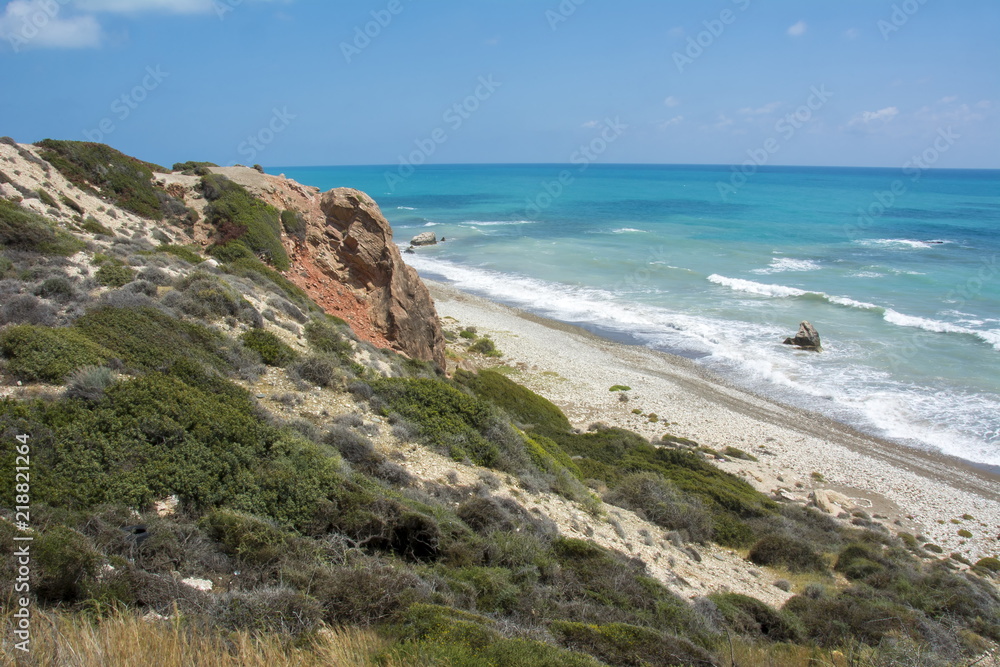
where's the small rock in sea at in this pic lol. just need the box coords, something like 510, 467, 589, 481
410, 231, 437, 247
783, 320, 822, 351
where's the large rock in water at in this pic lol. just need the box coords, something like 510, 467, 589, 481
316, 189, 446, 367
410, 231, 437, 246
783, 321, 822, 351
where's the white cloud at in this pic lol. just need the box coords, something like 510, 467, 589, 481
657, 115, 684, 129
668, 26, 684, 39
0, 0, 101, 50
940, 95, 958, 104
849, 106, 899, 126
581, 120, 600, 129
844, 27, 860, 40
738, 101, 782, 115
663, 96, 680, 108
787, 20, 807, 37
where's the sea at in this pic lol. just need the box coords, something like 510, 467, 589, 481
272, 163, 1000, 469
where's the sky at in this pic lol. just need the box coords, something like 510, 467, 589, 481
0, 0, 997, 170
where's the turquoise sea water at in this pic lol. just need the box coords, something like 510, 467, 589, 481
274, 164, 1000, 468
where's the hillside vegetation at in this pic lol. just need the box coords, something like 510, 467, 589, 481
0, 138, 998, 666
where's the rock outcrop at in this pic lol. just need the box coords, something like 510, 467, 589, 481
410, 231, 437, 246
315, 189, 446, 367
151, 165, 447, 367
783, 321, 822, 351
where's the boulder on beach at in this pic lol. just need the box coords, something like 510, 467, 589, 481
783, 321, 822, 351
410, 231, 437, 246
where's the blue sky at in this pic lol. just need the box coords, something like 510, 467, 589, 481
1, 0, 997, 169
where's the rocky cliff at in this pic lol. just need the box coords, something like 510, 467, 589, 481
160, 165, 446, 367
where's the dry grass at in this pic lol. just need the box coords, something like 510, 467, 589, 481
0, 610, 404, 667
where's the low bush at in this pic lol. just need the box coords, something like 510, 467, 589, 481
290, 355, 342, 388
1, 294, 57, 326
305, 318, 353, 357
240, 329, 298, 366
200, 174, 289, 270
81, 216, 114, 236
748, 534, 827, 573
73, 306, 229, 373
0, 324, 113, 382
59, 194, 85, 214
975, 556, 1000, 573
551, 621, 715, 667
33, 525, 101, 603
36, 139, 166, 219
94, 261, 135, 288
215, 586, 323, 637
708, 592, 803, 643
469, 337, 500, 356
456, 369, 571, 433
34, 276, 76, 302
154, 244, 203, 264
168, 271, 260, 324
0, 198, 85, 255
605, 472, 714, 543
65, 365, 117, 401
281, 209, 307, 241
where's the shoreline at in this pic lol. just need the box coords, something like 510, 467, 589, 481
426, 279, 1000, 560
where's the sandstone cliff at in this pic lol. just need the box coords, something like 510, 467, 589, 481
182, 166, 446, 367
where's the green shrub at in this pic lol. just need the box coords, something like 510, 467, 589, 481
0, 324, 113, 382
469, 337, 500, 356
958, 529, 973, 538
550, 621, 715, 667
94, 261, 135, 287
834, 543, 887, 580
785, 588, 923, 648
723, 446, 757, 461
371, 377, 532, 475
33, 525, 100, 603
280, 209, 306, 240
975, 557, 1000, 572
169, 271, 258, 323
456, 369, 571, 433
200, 510, 291, 566
240, 329, 298, 366
297, 563, 426, 625
60, 194, 85, 214
708, 592, 803, 643
37, 188, 59, 208
34, 276, 76, 302
546, 427, 775, 548
36, 139, 166, 219
154, 244, 203, 264
65, 365, 118, 401
172, 160, 218, 173
748, 534, 827, 572
609, 385, 631, 392
200, 174, 289, 270
304, 318, 353, 358
224, 255, 313, 308
0, 198, 85, 255
605, 472, 714, 543
459, 327, 477, 339
290, 355, 342, 388
74, 306, 228, 373
216, 586, 323, 636
81, 216, 114, 236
